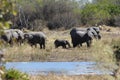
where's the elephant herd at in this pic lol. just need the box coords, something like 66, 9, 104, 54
0, 26, 101, 49
70, 27, 101, 47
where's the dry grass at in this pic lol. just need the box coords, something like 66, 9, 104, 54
4, 28, 120, 62
29, 74, 115, 80
2, 27, 120, 80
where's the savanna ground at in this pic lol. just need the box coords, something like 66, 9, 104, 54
2, 26, 120, 80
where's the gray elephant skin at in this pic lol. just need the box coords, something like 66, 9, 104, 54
87, 27, 101, 39
0, 29, 24, 46
70, 27, 101, 48
73, 27, 101, 39
24, 32, 46, 49
54, 39, 71, 48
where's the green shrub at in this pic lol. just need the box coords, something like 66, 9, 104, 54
111, 39, 120, 63
4, 68, 29, 80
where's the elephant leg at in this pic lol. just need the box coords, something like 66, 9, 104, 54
64, 45, 67, 48
41, 41, 45, 49
43, 43, 45, 49
62, 45, 66, 48
89, 40, 92, 44
30, 44, 34, 48
40, 44, 42, 49
78, 43, 82, 47
39, 43, 45, 49
40, 38, 45, 49
73, 43, 78, 48
80, 43, 82, 46
34, 44, 37, 48
18, 39, 24, 46
86, 41, 91, 47
56, 44, 60, 48
17, 39, 21, 46
29, 42, 36, 48
9, 40, 13, 47
86, 42, 90, 47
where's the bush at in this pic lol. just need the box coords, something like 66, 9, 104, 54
47, 13, 77, 30
111, 39, 120, 62
114, 15, 120, 27
11, 0, 78, 30
4, 68, 29, 80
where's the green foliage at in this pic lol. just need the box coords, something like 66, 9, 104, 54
0, 0, 17, 31
13, 0, 77, 30
0, 0, 17, 48
7, 0, 120, 30
111, 39, 120, 62
81, 3, 108, 25
80, 0, 120, 25
4, 68, 29, 80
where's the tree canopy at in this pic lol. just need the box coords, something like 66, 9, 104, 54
0, 0, 17, 30
1, 0, 120, 30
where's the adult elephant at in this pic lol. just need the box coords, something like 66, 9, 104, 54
13, 29, 25, 45
0, 29, 18, 46
24, 32, 46, 49
70, 27, 101, 48
87, 27, 101, 39
0, 29, 24, 46
73, 27, 101, 40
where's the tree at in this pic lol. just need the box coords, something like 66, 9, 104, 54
0, 0, 16, 30
0, 1, 17, 79
80, 0, 120, 26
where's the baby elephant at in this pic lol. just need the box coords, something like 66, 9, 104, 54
54, 39, 71, 48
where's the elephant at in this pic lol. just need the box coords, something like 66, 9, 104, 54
70, 27, 101, 48
24, 32, 46, 49
73, 27, 101, 40
87, 27, 101, 39
0, 29, 24, 46
54, 39, 71, 48
13, 29, 25, 45
0, 29, 18, 46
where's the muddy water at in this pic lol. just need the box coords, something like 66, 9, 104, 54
5, 62, 113, 75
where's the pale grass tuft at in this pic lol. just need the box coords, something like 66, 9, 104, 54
91, 39, 115, 62
29, 74, 115, 80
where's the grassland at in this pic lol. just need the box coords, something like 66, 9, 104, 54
2, 27, 120, 80
3, 27, 120, 62
29, 74, 116, 80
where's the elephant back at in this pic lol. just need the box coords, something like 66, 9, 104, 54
70, 28, 87, 37
24, 32, 46, 41
28, 32, 46, 38
70, 27, 101, 39
14, 29, 24, 40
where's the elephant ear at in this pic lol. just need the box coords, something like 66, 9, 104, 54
24, 34, 29, 38
87, 30, 94, 39
24, 34, 33, 39
92, 27, 100, 34
87, 27, 100, 39
29, 34, 33, 39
